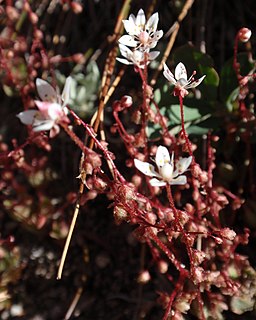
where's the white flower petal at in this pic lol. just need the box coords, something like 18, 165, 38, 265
150, 178, 166, 187
134, 159, 158, 177
136, 9, 146, 29
132, 50, 145, 61
119, 35, 138, 47
148, 51, 160, 61
116, 57, 132, 65
62, 76, 72, 108
155, 145, 171, 168
173, 156, 192, 177
175, 62, 187, 81
163, 64, 176, 85
149, 30, 163, 48
170, 175, 187, 185
36, 78, 57, 102
119, 44, 133, 59
123, 18, 136, 35
146, 12, 159, 33
17, 110, 38, 125
154, 30, 163, 40
32, 120, 54, 132
185, 75, 206, 89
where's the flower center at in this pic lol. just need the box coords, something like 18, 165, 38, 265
138, 31, 150, 45
177, 78, 188, 87
159, 163, 173, 182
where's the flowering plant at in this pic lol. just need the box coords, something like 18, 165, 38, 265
1, 2, 256, 320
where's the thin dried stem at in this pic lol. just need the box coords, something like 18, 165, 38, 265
64, 285, 84, 320
57, 1, 131, 280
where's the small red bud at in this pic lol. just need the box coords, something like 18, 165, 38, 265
238, 28, 252, 42
71, 2, 83, 14
72, 53, 85, 64
121, 95, 133, 108
29, 12, 38, 24
6, 6, 19, 21
33, 30, 43, 40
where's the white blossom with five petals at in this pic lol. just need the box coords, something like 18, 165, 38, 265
119, 9, 163, 51
134, 146, 192, 187
163, 62, 206, 97
17, 77, 72, 137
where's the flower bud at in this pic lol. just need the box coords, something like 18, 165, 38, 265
29, 12, 38, 24
72, 53, 85, 64
113, 205, 128, 225
145, 212, 157, 225
158, 260, 168, 274
193, 249, 206, 265
71, 2, 83, 14
137, 270, 151, 284
192, 266, 205, 284
121, 95, 133, 108
219, 228, 236, 241
238, 28, 252, 42
6, 6, 19, 21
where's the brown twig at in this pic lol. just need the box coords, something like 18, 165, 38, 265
56, 0, 131, 280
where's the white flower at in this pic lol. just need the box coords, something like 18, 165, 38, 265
134, 145, 192, 187
163, 62, 206, 97
35, 76, 72, 112
17, 77, 72, 137
117, 44, 159, 68
119, 9, 163, 51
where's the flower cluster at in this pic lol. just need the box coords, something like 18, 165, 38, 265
17, 77, 71, 137
117, 9, 163, 68
134, 145, 192, 187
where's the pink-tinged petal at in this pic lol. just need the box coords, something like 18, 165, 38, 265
47, 103, 63, 120
34, 101, 62, 120
34, 100, 52, 118
32, 120, 54, 132
119, 35, 138, 47
36, 78, 57, 102
146, 12, 159, 33
136, 9, 146, 29
185, 75, 206, 89
170, 175, 187, 185
175, 62, 187, 81
62, 76, 72, 108
150, 178, 166, 187
17, 110, 38, 125
155, 145, 171, 168
49, 124, 60, 138
163, 64, 176, 85
173, 156, 192, 177
134, 159, 159, 177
